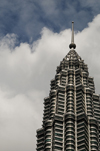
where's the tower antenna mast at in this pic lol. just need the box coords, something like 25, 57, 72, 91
69, 21, 76, 49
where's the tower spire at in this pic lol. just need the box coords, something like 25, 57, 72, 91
69, 21, 76, 49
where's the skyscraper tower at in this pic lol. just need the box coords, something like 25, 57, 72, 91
36, 22, 100, 151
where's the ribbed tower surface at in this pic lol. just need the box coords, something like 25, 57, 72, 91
36, 24, 100, 151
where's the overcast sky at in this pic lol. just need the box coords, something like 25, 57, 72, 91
0, 1, 100, 151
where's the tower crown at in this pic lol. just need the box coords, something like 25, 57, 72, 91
69, 21, 76, 49
36, 21, 100, 151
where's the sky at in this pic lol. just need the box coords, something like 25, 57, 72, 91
0, 0, 100, 151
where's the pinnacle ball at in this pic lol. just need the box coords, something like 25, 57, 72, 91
69, 43, 76, 49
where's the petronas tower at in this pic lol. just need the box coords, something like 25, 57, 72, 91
36, 22, 100, 151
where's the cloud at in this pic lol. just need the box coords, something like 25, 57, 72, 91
0, 89, 45, 151
0, 0, 100, 43
0, 26, 70, 151
0, 14, 100, 151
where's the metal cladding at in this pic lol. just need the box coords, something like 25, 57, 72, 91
36, 24, 100, 151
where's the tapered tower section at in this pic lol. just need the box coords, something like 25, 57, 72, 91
36, 22, 100, 151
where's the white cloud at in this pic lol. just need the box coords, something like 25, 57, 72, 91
0, 88, 45, 151
0, 14, 100, 151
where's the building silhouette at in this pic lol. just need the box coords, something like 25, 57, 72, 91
36, 22, 100, 151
